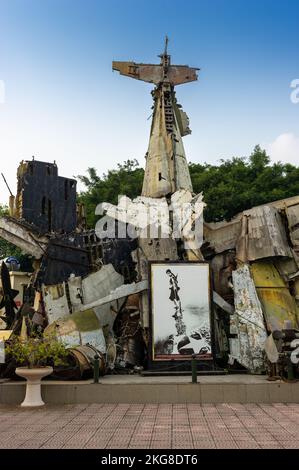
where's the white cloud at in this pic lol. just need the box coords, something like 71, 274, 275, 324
266, 133, 299, 166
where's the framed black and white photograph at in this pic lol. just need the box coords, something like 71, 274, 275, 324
150, 262, 213, 362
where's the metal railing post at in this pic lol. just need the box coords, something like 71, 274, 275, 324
191, 354, 197, 383
94, 354, 100, 383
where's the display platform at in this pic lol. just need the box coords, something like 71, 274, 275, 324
1, 374, 298, 405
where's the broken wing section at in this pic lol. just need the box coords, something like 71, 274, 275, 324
112, 61, 199, 86
113, 62, 164, 84
167, 65, 199, 86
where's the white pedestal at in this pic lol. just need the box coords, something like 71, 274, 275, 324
15, 367, 53, 407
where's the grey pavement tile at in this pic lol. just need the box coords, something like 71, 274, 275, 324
0, 403, 299, 449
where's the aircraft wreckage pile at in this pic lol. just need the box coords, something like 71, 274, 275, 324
1, 42, 299, 380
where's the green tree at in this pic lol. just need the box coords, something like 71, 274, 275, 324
77, 146, 299, 226
77, 159, 144, 227
192, 145, 299, 221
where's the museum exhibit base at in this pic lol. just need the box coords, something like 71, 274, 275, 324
2, 374, 298, 404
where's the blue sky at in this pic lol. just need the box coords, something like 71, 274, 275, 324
0, 0, 299, 202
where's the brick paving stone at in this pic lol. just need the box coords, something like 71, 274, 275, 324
1, 403, 299, 449
282, 441, 299, 448
237, 442, 260, 449
215, 441, 238, 449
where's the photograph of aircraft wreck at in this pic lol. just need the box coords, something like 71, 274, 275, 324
1, 0, 299, 458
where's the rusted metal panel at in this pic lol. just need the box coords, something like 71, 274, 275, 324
141, 95, 177, 196
78, 280, 148, 312
251, 262, 285, 288
138, 238, 178, 261
230, 264, 268, 373
236, 206, 292, 262
290, 274, 299, 306
0, 216, 48, 259
174, 106, 191, 136
285, 202, 299, 256
68, 274, 83, 312
172, 191, 205, 259
204, 217, 242, 254
171, 106, 194, 192
45, 308, 106, 352
42, 282, 70, 322
286, 203, 299, 241
204, 196, 299, 258
42, 265, 125, 325
79, 264, 124, 332
261, 194, 299, 211
275, 258, 299, 280
141, 90, 193, 197
251, 261, 299, 331
82, 264, 124, 305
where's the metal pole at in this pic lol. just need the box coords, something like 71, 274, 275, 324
191, 354, 197, 383
287, 355, 294, 381
94, 354, 100, 383
1, 173, 13, 197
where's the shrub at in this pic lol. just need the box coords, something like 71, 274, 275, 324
5, 335, 68, 369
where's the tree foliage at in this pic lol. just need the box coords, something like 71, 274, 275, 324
0, 205, 20, 259
77, 146, 299, 226
190, 145, 299, 222
77, 159, 144, 226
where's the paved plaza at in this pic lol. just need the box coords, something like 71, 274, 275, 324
0, 403, 299, 449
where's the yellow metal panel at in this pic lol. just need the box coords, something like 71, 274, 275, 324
251, 261, 299, 330
0, 330, 13, 341
251, 262, 285, 288
256, 287, 298, 330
